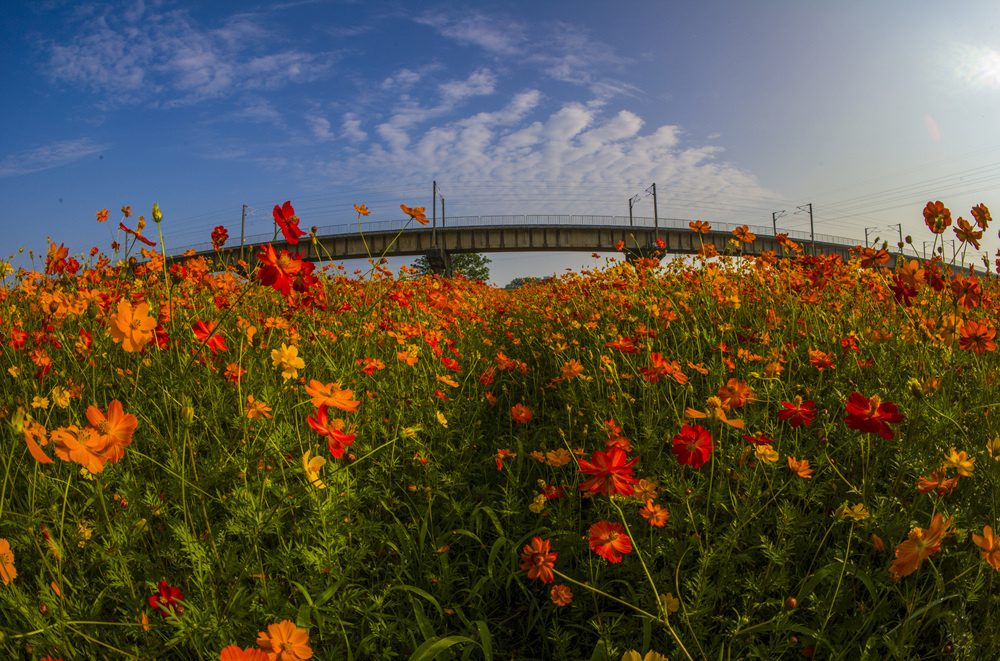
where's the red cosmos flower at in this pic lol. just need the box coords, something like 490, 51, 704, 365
519, 537, 557, 583
577, 446, 640, 497
306, 406, 356, 458
441, 357, 460, 372
777, 396, 816, 428
741, 431, 774, 445
588, 521, 632, 563
149, 581, 184, 618
672, 425, 713, 469
192, 320, 227, 355
656, 238, 666, 249
843, 392, 904, 440
273, 201, 306, 244
211, 225, 229, 250
256, 244, 304, 296
511, 403, 533, 424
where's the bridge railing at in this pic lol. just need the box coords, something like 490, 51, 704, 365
170, 214, 864, 256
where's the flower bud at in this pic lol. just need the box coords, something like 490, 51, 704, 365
784, 597, 797, 610
152, 203, 162, 224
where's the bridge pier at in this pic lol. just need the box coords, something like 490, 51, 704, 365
425, 246, 452, 278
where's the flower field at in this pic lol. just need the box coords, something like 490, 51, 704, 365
1, 201, 999, 660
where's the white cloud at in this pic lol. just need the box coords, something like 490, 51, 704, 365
0, 138, 109, 177
306, 114, 334, 141
325, 96, 777, 220
42, 4, 335, 106
440, 68, 496, 102
342, 113, 367, 141
414, 10, 526, 56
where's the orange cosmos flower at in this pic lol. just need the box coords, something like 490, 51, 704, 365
0, 538, 16, 585
971, 203, 992, 230
640, 501, 670, 527
193, 320, 227, 355
511, 403, 533, 424
494, 448, 516, 470
787, 456, 813, 479
871, 534, 885, 552
220, 645, 269, 661
953, 217, 983, 249
400, 204, 428, 226
923, 201, 951, 234
916, 470, 960, 498
560, 359, 584, 380
86, 400, 138, 464
577, 447, 640, 497
889, 512, 952, 578
96, 208, 110, 222
245, 394, 273, 420
50, 425, 110, 474
353, 204, 370, 216
689, 220, 711, 234
808, 349, 835, 371
24, 422, 54, 464
519, 537, 557, 583
959, 320, 996, 354
256, 620, 313, 660
972, 526, 1000, 571
717, 378, 753, 408
732, 225, 756, 243
304, 380, 360, 412
550, 584, 573, 607
109, 300, 156, 353
588, 520, 632, 563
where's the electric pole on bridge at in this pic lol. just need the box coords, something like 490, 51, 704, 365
628, 194, 641, 227
772, 210, 786, 235
794, 203, 814, 255
648, 183, 659, 244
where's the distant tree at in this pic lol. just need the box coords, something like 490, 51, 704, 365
411, 252, 492, 281
504, 276, 544, 290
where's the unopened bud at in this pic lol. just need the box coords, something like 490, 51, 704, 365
152, 203, 162, 224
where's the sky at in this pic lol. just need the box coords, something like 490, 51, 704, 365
3, 0, 1000, 286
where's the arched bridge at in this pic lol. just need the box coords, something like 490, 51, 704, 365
172, 214, 878, 275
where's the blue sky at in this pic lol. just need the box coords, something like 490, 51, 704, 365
4, 0, 1000, 285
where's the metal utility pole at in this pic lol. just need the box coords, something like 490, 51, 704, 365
864, 227, 879, 248
432, 180, 438, 246
240, 204, 247, 263
646, 183, 659, 243
628, 194, 641, 227
795, 203, 814, 254
772, 210, 787, 235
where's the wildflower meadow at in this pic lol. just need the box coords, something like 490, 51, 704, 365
2, 199, 1000, 660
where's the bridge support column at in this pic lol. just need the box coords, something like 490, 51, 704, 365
425, 246, 452, 278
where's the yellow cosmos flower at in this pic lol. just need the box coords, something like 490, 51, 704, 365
755, 444, 779, 465
942, 447, 975, 477
302, 450, 327, 489
271, 343, 305, 380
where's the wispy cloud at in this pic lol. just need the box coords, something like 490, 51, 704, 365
0, 138, 109, 177
414, 10, 527, 56
414, 9, 636, 100
41, 3, 336, 106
